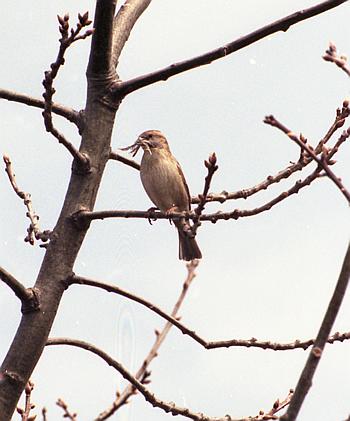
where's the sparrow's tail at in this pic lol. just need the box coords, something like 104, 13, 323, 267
176, 221, 202, 261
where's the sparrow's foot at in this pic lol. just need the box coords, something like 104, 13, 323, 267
146, 206, 159, 225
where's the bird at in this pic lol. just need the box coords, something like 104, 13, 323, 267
125, 130, 202, 261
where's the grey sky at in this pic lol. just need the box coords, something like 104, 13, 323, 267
1, 1, 350, 420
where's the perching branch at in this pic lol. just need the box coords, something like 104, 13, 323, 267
72, 166, 323, 225
96, 260, 199, 420
111, 0, 349, 97
323, 42, 350, 77
3, 154, 51, 245
0, 88, 82, 128
42, 13, 93, 171
66, 273, 350, 352
281, 240, 350, 421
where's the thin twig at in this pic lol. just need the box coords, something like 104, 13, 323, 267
109, 150, 140, 170
66, 273, 350, 352
281, 241, 350, 421
42, 13, 93, 171
16, 380, 36, 421
264, 114, 350, 203
3, 154, 51, 245
252, 389, 294, 420
323, 42, 350, 77
56, 399, 77, 421
111, 0, 349, 97
96, 260, 199, 420
192, 153, 218, 236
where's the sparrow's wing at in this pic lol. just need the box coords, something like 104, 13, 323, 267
175, 159, 191, 210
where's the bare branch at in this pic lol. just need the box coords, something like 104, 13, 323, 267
112, 0, 349, 97
264, 114, 350, 203
0, 88, 81, 128
42, 13, 93, 171
66, 273, 350, 352
46, 337, 246, 421
56, 399, 77, 421
3, 154, 51, 245
109, 150, 140, 170
96, 260, 199, 420
323, 42, 350, 77
112, 0, 152, 68
0, 266, 39, 313
281, 241, 350, 421
73, 166, 323, 225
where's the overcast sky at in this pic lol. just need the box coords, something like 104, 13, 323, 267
1, 1, 350, 420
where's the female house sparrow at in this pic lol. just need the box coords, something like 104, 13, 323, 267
126, 130, 202, 261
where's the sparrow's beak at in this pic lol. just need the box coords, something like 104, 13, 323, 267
136, 136, 152, 155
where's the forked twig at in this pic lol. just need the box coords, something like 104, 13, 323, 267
42, 13, 93, 171
3, 154, 50, 245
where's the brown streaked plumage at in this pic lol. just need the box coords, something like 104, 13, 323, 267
132, 130, 202, 261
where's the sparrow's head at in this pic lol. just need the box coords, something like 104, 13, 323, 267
121, 130, 170, 157
136, 130, 170, 153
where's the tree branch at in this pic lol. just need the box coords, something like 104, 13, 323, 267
0, 267, 39, 313
95, 260, 199, 420
109, 150, 140, 170
265, 114, 350, 203
0, 88, 82, 128
72, 166, 323, 225
87, 1, 115, 77
112, 0, 349, 97
112, 0, 152, 68
46, 337, 247, 421
281, 240, 350, 421
66, 273, 350, 352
